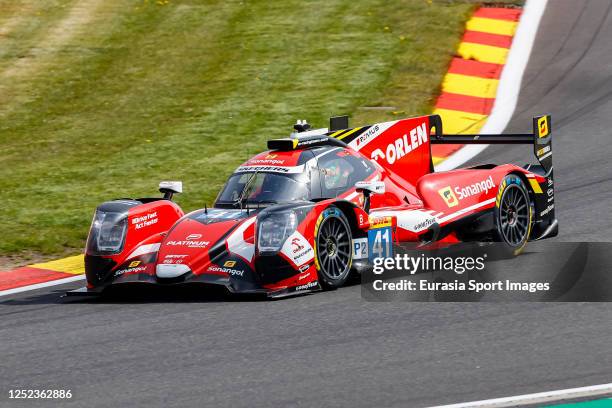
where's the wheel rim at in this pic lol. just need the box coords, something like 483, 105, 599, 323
317, 216, 351, 279
499, 184, 529, 246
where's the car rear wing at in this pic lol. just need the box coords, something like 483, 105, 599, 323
429, 114, 553, 176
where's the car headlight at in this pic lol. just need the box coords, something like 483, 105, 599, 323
257, 211, 297, 253
86, 209, 128, 255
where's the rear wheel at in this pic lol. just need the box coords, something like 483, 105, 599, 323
315, 207, 353, 289
494, 174, 532, 255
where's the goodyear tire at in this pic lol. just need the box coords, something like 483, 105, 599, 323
315, 206, 353, 289
494, 174, 532, 255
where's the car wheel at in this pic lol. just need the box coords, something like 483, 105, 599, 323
315, 206, 353, 289
494, 174, 532, 255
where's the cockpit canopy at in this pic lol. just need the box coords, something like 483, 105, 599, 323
214, 146, 376, 208
215, 172, 311, 207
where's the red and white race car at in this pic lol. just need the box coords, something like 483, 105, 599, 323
76, 114, 557, 297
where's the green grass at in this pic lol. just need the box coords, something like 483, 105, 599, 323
0, 0, 481, 260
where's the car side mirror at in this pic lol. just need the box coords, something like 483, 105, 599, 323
355, 181, 385, 213
159, 181, 183, 201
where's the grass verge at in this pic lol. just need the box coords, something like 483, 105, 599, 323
0, 0, 480, 261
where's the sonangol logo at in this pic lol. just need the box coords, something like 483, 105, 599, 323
455, 176, 495, 200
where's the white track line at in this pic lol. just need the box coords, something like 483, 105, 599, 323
0, 275, 85, 298
428, 383, 612, 408
435, 0, 549, 172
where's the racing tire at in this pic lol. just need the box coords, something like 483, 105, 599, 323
315, 206, 353, 289
494, 174, 533, 256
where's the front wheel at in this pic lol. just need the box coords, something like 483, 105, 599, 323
315, 207, 353, 289
494, 174, 532, 255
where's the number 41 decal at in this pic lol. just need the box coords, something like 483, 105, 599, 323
368, 226, 392, 261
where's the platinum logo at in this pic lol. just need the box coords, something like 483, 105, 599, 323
166, 240, 210, 248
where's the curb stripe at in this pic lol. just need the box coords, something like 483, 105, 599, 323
447, 58, 504, 79
463, 31, 514, 48
457, 42, 510, 65
0, 254, 85, 295
0, 267, 74, 291
431, 142, 465, 160
0, 275, 85, 298
467, 17, 518, 36
442, 73, 499, 99
432, 6, 522, 165
30, 254, 85, 275
435, 0, 548, 172
432, 108, 487, 134
432, 156, 450, 166
436, 92, 495, 115
473, 7, 522, 21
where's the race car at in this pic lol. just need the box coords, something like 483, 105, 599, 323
73, 114, 557, 297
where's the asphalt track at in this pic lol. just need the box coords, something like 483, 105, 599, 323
1, 1, 611, 407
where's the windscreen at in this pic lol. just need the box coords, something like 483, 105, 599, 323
215, 171, 311, 207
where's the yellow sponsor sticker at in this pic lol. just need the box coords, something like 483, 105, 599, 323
538, 116, 549, 138
536, 146, 550, 157
369, 216, 393, 229
528, 178, 543, 194
224, 260, 237, 267
438, 186, 459, 208
496, 180, 506, 207
129, 261, 141, 268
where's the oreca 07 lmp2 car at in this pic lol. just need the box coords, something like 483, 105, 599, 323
73, 114, 557, 297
